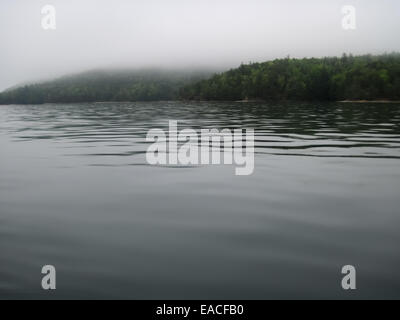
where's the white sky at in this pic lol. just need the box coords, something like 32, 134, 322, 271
0, 0, 400, 90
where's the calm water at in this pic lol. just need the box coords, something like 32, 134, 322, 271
1, 101, 400, 299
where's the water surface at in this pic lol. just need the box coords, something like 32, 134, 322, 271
1, 101, 400, 299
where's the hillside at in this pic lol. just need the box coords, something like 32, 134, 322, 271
180, 53, 400, 101
1, 54, 400, 104
0, 69, 212, 104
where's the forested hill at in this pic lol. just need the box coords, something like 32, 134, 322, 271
1, 54, 400, 104
0, 69, 212, 104
180, 54, 400, 101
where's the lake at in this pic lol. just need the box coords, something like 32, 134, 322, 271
1, 101, 400, 299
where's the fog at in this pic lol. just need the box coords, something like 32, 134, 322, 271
0, 0, 399, 91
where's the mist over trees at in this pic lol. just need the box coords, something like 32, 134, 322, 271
1, 54, 400, 104
0, 69, 212, 104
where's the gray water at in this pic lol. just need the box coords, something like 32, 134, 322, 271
1, 101, 400, 299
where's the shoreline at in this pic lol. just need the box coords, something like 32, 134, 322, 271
338, 100, 400, 103
2, 99, 400, 106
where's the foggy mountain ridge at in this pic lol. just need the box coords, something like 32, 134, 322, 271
2, 67, 218, 92
1, 53, 400, 104
0, 67, 216, 104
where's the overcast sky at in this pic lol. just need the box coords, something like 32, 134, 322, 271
0, 0, 399, 91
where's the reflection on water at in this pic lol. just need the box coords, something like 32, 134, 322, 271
0, 101, 400, 299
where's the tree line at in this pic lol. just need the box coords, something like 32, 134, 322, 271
0, 69, 211, 104
180, 53, 400, 101
1, 54, 400, 104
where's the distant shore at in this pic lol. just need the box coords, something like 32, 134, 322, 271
338, 100, 400, 103
2, 54, 400, 105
